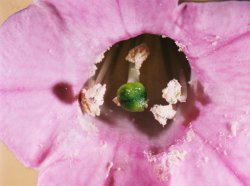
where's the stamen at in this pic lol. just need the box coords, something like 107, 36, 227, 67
126, 43, 150, 72
162, 79, 182, 104
126, 43, 150, 82
96, 52, 105, 64
166, 38, 188, 103
150, 105, 176, 127
95, 48, 117, 84
80, 34, 190, 127
151, 77, 185, 125
80, 47, 119, 117
90, 52, 105, 77
80, 84, 106, 117
150, 40, 186, 123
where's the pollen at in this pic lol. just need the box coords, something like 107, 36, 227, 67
162, 79, 183, 104
125, 43, 150, 71
80, 84, 106, 117
90, 52, 106, 77
150, 105, 176, 127
229, 121, 239, 137
144, 149, 187, 181
90, 65, 98, 77
96, 52, 105, 64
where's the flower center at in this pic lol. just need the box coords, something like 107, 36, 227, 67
79, 34, 191, 138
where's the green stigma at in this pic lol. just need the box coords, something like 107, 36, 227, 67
117, 82, 148, 112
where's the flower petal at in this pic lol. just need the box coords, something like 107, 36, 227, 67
117, 0, 178, 35
0, 0, 128, 167
1, 0, 250, 185
0, 4, 81, 167
117, 0, 250, 58
177, 2, 250, 57
37, 138, 167, 186
168, 131, 245, 186
0, 89, 80, 166
188, 33, 250, 183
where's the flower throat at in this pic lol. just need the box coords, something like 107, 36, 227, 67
80, 34, 191, 128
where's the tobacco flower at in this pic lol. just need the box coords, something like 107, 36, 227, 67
1, 0, 250, 185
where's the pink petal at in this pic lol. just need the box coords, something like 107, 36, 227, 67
37, 137, 167, 186
0, 1, 127, 167
168, 132, 245, 186
0, 4, 83, 167
0, 90, 78, 166
190, 33, 250, 184
176, 2, 250, 57
117, 0, 250, 57
108, 4, 250, 184
37, 130, 115, 185
1, 0, 250, 185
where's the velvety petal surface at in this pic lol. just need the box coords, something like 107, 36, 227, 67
0, 0, 128, 167
167, 130, 245, 186
189, 33, 250, 184
175, 1, 250, 57
0, 4, 82, 167
37, 135, 167, 186
1, 0, 250, 185
118, 0, 250, 57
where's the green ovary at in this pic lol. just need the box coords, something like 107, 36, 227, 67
117, 82, 148, 112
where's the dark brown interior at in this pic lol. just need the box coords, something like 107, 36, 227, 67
93, 34, 191, 137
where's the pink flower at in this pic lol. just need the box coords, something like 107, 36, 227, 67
1, 0, 250, 185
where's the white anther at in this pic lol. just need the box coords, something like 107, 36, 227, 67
81, 84, 106, 117
126, 43, 150, 71
150, 104, 176, 127
162, 79, 183, 104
